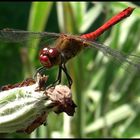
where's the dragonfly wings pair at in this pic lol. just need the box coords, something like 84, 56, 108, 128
0, 28, 140, 75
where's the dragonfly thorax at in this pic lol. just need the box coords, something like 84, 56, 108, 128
56, 35, 84, 63
39, 47, 61, 68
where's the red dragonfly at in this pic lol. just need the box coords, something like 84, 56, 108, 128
0, 7, 139, 88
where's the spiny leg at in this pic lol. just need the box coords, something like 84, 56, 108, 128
46, 63, 73, 89
53, 65, 62, 85
46, 54, 64, 88
61, 63, 73, 88
46, 65, 62, 89
59, 53, 73, 88
33, 66, 46, 79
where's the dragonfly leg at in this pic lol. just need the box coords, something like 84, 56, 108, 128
47, 63, 72, 88
53, 65, 62, 85
61, 63, 73, 88
46, 65, 62, 89
33, 66, 46, 79
59, 53, 73, 88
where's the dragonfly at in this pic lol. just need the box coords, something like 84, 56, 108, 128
0, 7, 140, 88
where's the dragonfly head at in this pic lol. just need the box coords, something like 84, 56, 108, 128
39, 47, 61, 68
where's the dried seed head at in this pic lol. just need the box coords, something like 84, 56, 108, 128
0, 73, 77, 134
45, 85, 77, 116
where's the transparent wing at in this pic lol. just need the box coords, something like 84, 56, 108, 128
83, 38, 140, 74
2, 28, 140, 75
0, 28, 61, 48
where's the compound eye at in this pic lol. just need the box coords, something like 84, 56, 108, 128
39, 47, 60, 68
39, 48, 52, 68
48, 48, 59, 58
39, 53, 52, 68
41, 47, 49, 54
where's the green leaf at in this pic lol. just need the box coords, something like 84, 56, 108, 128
79, 3, 103, 33
27, 2, 53, 61
109, 2, 140, 18
85, 104, 134, 134
28, 2, 53, 32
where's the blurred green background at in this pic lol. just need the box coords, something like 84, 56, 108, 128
0, 1, 140, 138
